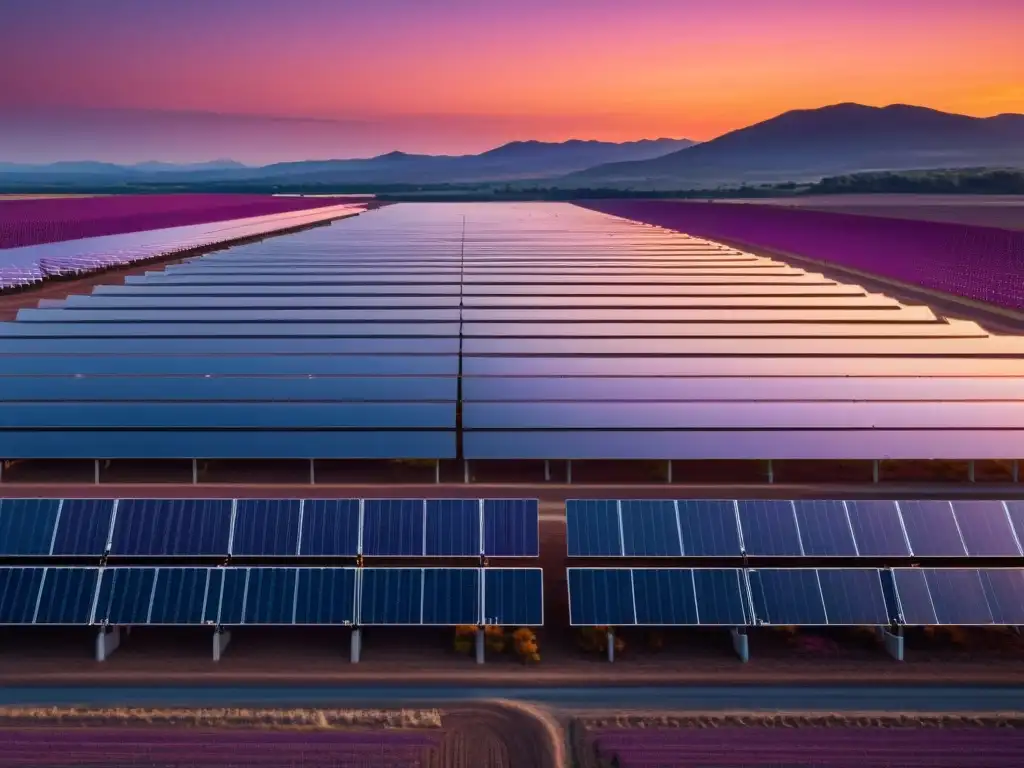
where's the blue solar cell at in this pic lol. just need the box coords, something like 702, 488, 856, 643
359, 568, 423, 625
362, 500, 425, 556
890, 568, 937, 625
94, 568, 157, 625
736, 501, 804, 556
482, 499, 539, 557
294, 568, 357, 625
692, 569, 749, 625
951, 502, 1022, 557
299, 500, 360, 557
676, 501, 742, 557
217, 568, 248, 626
425, 500, 480, 557
748, 569, 827, 626
0, 568, 45, 624
566, 500, 621, 557
977, 569, 1024, 625
921, 568, 994, 625
483, 569, 543, 626
567, 569, 635, 626
51, 500, 114, 556
110, 500, 232, 557
792, 501, 858, 557
19, 308, 461, 323
620, 501, 682, 557
1006, 502, 1024, 546
231, 500, 301, 557
35, 568, 99, 624
149, 568, 220, 625
63, 294, 462, 309
243, 568, 298, 625
631, 569, 698, 625
897, 501, 967, 557
0, 499, 60, 556
845, 501, 910, 557
815, 569, 891, 625
422, 569, 480, 625
0, 338, 459, 356
1, 321, 462, 338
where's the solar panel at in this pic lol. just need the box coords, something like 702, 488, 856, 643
1005, 502, 1024, 545
748, 569, 827, 626
566, 500, 621, 557
792, 501, 858, 557
362, 500, 425, 556
94, 567, 158, 625
109, 499, 232, 557
897, 501, 968, 557
231, 500, 301, 557
482, 499, 539, 557
0, 499, 60, 556
298, 500, 360, 557
242, 568, 298, 625
631, 568, 699, 624
951, 501, 1023, 557
690, 568, 750, 625
421, 568, 480, 625
677, 501, 743, 557
890, 568, 1008, 626
424, 500, 480, 557
216, 567, 248, 626
483, 568, 543, 626
358, 568, 424, 625
294, 568, 357, 625
977, 569, 1024, 625
0, 337, 459, 356
149, 568, 221, 625
567, 568, 635, 626
50, 500, 115, 556
844, 501, 910, 557
620, 501, 683, 557
815, 568, 894, 626
1, 321, 462, 338
34, 567, 99, 624
736, 501, 804, 556
0, 567, 45, 624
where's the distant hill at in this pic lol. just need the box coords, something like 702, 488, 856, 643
559, 104, 1024, 189
0, 138, 693, 187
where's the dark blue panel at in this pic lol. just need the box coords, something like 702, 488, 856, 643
299, 500, 360, 557
737, 501, 803, 556
359, 568, 423, 625
891, 568, 937, 625
51, 500, 114, 556
676, 500, 742, 557
294, 569, 357, 625
483, 499, 539, 557
217, 568, 248, 626
110, 499, 232, 557
878, 569, 901, 624
362, 500, 424, 556
0, 499, 60, 556
0, 568, 45, 624
483, 569, 543, 626
922, 568, 994, 625
631, 569, 698, 625
792, 501, 858, 557
950, 502, 1022, 557
0, 321, 461, 338
978, 569, 1024, 625
816, 569, 890, 625
35, 568, 99, 624
94, 568, 157, 625
1007, 502, 1024, 549
422, 568, 480, 625
565, 500, 620, 557
692, 569, 749, 626
243, 568, 298, 625
620, 501, 682, 557
748, 569, 827, 626
845, 501, 910, 557
19, 308, 461, 323
150, 568, 220, 625
425, 500, 480, 557
897, 501, 967, 557
0, 338, 458, 355
232, 500, 301, 557
567, 569, 635, 626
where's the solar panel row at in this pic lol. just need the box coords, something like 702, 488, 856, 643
0, 498, 539, 558
566, 499, 1024, 558
567, 567, 1024, 628
0, 567, 543, 627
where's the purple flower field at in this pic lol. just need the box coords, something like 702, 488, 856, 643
0, 194, 365, 249
0, 728, 438, 767
594, 726, 1024, 768
578, 200, 1024, 313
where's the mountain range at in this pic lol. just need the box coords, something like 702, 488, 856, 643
0, 104, 1021, 190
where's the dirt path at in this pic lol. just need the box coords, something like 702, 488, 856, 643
428, 701, 565, 768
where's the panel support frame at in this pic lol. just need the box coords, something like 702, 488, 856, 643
877, 626, 904, 662
873, 459, 880, 484
464, 459, 470, 484
968, 460, 976, 483
350, 628, 362, 663
730, 627, 749, 663
666, 460, 672, 484
435, 460, 441, 485
606, 628, 615, 663
544, 460, 550, 482
96, 626, 121, 662
309, 459, 316, 485
1014, 459, 1020, 483
94, 459, 101, 485
192, 459, 199, 485
567, 459, 573, 485
766, 459, 774, 485
213, 628, 231, 662
476, 627, 485, 664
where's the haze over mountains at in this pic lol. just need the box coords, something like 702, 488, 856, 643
1, 104, 1021, 191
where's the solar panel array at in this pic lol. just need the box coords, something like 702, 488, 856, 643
0, 498, 539, 558
3, 202, 1024, 461
567, 567, 1024, 628
566, 499, 1024, 558
0, 566, 543, 627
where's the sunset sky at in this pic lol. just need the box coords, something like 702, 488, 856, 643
1, 0, 1021, 163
